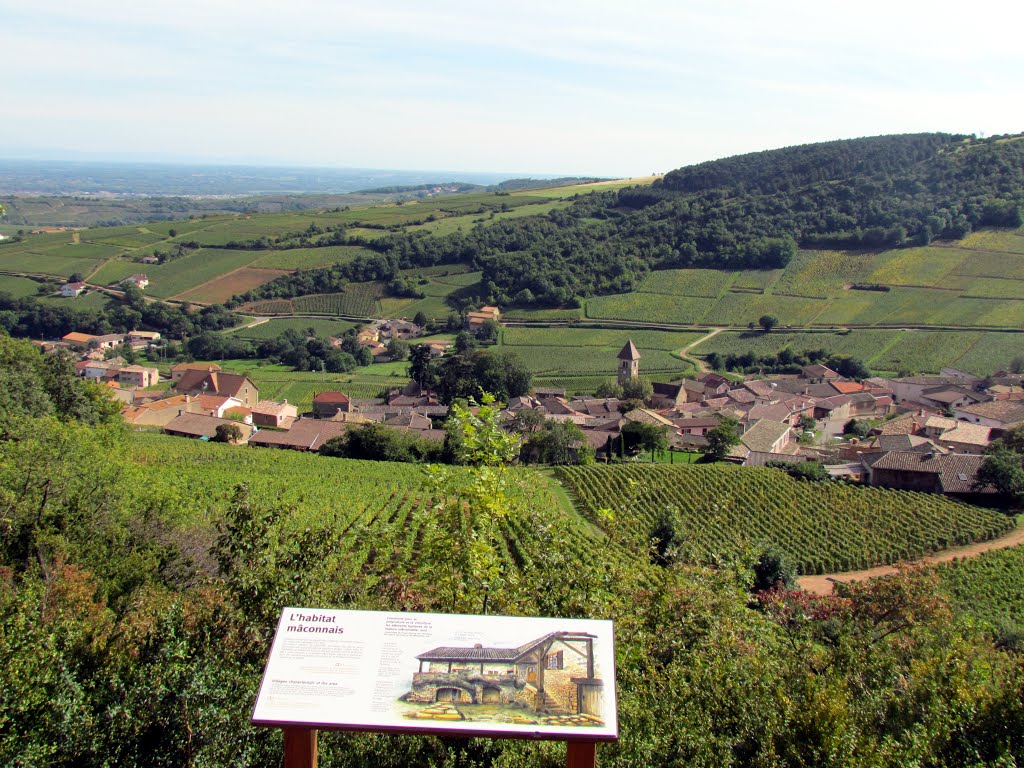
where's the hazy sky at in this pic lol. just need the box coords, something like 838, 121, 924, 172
2, 0, 1022, 176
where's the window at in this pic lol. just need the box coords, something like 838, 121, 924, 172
546, 651, 563, 670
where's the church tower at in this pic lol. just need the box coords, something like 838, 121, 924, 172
617, 339, 640, 386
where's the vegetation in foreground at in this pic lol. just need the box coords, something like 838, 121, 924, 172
2, 332, 1024, 765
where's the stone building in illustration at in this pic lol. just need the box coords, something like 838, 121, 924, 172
402, 631, 603, 718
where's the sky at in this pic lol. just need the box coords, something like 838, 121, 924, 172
2, 0, 1023, 177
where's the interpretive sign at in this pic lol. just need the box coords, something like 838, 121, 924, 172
252, 608, 618, 741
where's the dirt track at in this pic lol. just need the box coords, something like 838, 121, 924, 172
798, 523, 1024, 595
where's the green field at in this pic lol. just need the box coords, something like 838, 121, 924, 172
870, 331, 984, 374
233, 317, 359, 340
558, 464, 1014, 575
0, 274, 46, 298
634, 268, 735, 297
292, 283, 383, 316
937, 545, 1024, 630
249, 246, 377, 270
772, 250, 876, 298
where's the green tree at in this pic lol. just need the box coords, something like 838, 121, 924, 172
704, 416, 740, 461
758, 314, 779, 333
621, 420, 669, 453
420, 395, 523, 614
212, 423, 242, 443
521, 419, 593, 465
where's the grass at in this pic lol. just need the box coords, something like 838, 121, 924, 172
866, 246, 969, 287
0, 274, 47, 298
234, 317, 360, 340
502, 326, 705, 352
587, 293, 717, 324
690, 328, 903, 362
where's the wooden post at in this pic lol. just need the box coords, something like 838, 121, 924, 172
566, 741, 597, 768
283, 727, 318, 768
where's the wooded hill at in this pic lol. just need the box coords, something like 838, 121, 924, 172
239, 133, 1024, 308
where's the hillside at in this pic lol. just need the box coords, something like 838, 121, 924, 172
241, 133, 1024, 308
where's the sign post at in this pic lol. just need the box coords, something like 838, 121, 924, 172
254, 609, 617, 768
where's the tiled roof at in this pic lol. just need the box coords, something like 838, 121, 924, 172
939, 423, 991, 447
249, 419, 349, 451
617, 340, 641, 361
871, 451, 987, 493
957, 401, 1024, 423
831, 381, 866, 395
417, 631, 587, 663
740, 419, 791, 453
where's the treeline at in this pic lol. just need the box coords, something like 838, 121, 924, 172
706, 347, 871, 378
0, 287, 239, 340
186, 326, 372, 373
236, 134, 1024, 309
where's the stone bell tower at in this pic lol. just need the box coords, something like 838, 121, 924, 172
617, 339, 640, 386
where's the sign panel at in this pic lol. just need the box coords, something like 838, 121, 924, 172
252, 608, 617, 741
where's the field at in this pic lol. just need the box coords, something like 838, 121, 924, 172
0, 274, 45, 298
633, 268, 734, 298
292, 283, 383, 316
937, 545, 1024, 629
141, 248, 267, 298
869, 331, 983, 374
174, 267, 290, 304
689, 328, 902, 361
500, 327, 703, 377
587, 293, 718, 324
232, 317, 359, 340
128, 434, 589, 566
557, 464, 1014, 575
772, 250, 875, 298
249, 246, 377, 270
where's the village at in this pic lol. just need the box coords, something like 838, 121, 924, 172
30, 304, 1024, 504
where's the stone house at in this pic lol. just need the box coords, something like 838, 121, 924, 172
403, 631, 602, 718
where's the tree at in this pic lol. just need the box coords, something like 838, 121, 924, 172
797, 414, 816, 432
704, 416, 740, 461
521, 420, 593, 465
621, 421, 669, 453
212, 423, 242, 443
386, 337, 409, 361
843, 418, 871, 438
421, 395, 523, 613
508, 407, 546, 435
621, 377, 653, 401
758, 314, 779, 333
407, 344, 437, 390
413, 311, 428, 328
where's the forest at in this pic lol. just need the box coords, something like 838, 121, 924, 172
237, 134, 1024, 308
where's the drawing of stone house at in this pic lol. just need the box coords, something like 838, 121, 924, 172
402, 631, 603, 718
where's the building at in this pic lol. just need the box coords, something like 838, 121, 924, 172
128, 330, 161, 345
250, 399, 299, 429
402, 630, 603, 719
616, 340, 640, 386
122, 274, 149, 290
312, 391, 351, 419
60, 282, 87, 297
62, 332, 97, 348
163, 413, 254, 443
171, 362, 222, 382
466, 305, 501, 332
866, 451, 990, 496
175, 368, 258, 406
248, 418, 349, 451
117, 365, 160, 388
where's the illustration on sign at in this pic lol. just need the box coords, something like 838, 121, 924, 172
400, 629, 605, 728
252, 608, 617, 741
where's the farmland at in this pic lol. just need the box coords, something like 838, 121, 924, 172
0, 274, 45, 298
937, 545, 1024, 630
174, 267, 290, 304
232, 317, 359, 340
557, 464, 1014, 575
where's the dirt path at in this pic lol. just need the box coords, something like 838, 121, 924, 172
679, 328, 721, 372
798, 523, 1024, 595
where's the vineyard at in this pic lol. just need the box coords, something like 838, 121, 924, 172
635, 268, 735, 298
128, 432, 616, 579
937, 545, 1024, 629
291, 282, 383, 316
772, 250, 874, 298
555, 464, 1014, 575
